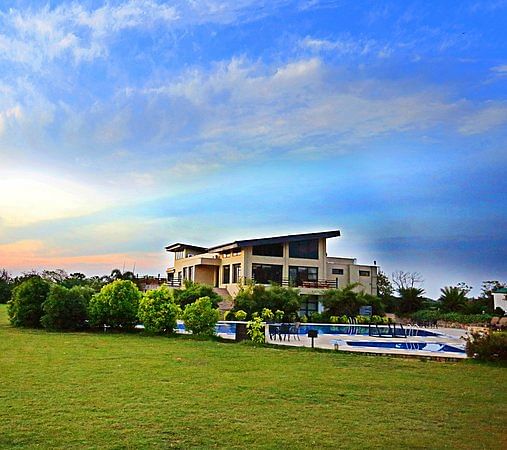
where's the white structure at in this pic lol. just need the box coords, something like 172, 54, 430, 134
492, 288, 507, 313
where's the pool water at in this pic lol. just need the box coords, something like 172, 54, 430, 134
298, 324, 441, 337
345, 341, 465, 354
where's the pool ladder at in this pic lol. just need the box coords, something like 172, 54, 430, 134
368, 322, 407, 338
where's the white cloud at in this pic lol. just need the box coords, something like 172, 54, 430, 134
458, 103, 507, 135
300, 36, 377, 55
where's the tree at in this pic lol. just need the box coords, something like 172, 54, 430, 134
0, 269, 12, 304
174, 280, 222, 308
321, 283, 385, 317
397, 287, 425, 314
138, 286, 181, 333
88, 280, 141, 329
108, 269, 136, 282
41, 285, 93, 330
182, 297, 219, 336
377, 270, 394, 299
439, 285, 469, 313
8, 277, 51, 327
391, 271, 423, 291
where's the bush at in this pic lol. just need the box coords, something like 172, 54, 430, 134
410, 310, 493, 324
322, 284, 385, 317
138, 287, 180, 333
182, 296, 219, 336
233, 283, 301, 320
0, 269, 12, 304
466, 331, 507, 361
234, 310, 247, 321
41, 285, 93, 330
8, 277, 51, 327
174, 281, 222, 308
88, 280, 141, 329
247, 316, 265, 344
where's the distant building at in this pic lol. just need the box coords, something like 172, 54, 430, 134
492, 288, 507, 313
165, 230, 377, 316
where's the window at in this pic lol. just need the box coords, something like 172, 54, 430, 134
289, 239, 319, 259
175, 251, 184, 260
299, 296, 319, 318
332, 268, 344, 275
232, 249, 241, 256
252, 264, 283, 285
182, 267, 187, 280
188, 266, 193, 281
223, 265, 231, 284
252, 243, 284, 257
232, 263, 241, 283
359, 270, 370, 277
289, 266, 318, 286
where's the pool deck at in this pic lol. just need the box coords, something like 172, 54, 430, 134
217, 326, 469, 360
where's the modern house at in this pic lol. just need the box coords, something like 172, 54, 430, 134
165, 230, 378, 316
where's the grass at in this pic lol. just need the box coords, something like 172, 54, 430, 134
0, 304, 506, 449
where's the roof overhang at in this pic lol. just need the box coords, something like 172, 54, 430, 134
165, 243, 207, 253
207, 230, 340, 253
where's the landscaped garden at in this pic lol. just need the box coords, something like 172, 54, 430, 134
0, 303, 506, 449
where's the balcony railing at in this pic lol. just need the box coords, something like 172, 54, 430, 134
166, 277, 183, 288
165, 277, 338, 289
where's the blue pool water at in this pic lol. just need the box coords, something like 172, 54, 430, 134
298, 324, 441, 337
345, 341, 465, 354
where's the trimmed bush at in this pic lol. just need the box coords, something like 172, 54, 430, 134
182, 296, 219, 336
174, 281, 222, 308
88, 280, 141, 329
138, 287, 180, 333
8, 277, 51, 327
41, 285, 93, 330
466, 331, 507, 361
411, 310, 493, 324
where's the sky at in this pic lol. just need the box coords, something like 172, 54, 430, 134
0, 0, 506, 297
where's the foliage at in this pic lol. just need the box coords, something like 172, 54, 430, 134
274, 310, 284, 321
439, 286, 468, 312
182, 296, 219, 336
41, 285, 92, 330
233, 283, 301, 320
88, 280, 141, 329
377, 270, 394, 299
138, 287, 181, 333
246, 316, 265, 344
60, 273, 105, 292
321, 284, 384, 317
397, 287, 425, 314
410, 309, 493, 324
8, 277, 51, 328
234, 310, 247, 321
466, 331, 507, 361
261, 308, 274, 321
174, 281, 222, 308
0, 269, 12, 304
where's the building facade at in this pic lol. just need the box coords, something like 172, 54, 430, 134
165, 230, 378, 315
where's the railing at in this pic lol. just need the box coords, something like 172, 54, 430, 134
272, 278, 338, 289
165, 277, 182, 288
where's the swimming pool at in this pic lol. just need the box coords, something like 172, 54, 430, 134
298, 324, 441, 337
344, 341, 465, 354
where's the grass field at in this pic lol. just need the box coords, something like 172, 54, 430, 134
0, 304, 505, 449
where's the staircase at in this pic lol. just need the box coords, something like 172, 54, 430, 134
213, 288, 234, 313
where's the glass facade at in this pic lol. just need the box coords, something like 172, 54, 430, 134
289, 239, 319, 259
232, 263, 241, 283
252, 243, 284, 257
252, 263, 283, 284
289, 266, 318, 286
299, 295, 319, 318
223, 265, 231, 284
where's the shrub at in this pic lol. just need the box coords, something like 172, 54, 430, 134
322, 284, 385, 317
182, 296, 219, 336
88, 280, 141, 329
174, 281, 222, 308
247, 316, 265, 344
410, 310, 493, 324
234, 310, 247, 321
0, 269, 12, 304
466, 331, 507, 361
261, 308, 274, 321
8, 277, 51, 327
274, 310, 284, 321
138, 287, 180, 333
40, 285, 93, 330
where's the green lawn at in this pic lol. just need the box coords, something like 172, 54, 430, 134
0, 305, 505, 449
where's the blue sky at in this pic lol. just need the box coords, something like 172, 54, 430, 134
0, 0, 506, 297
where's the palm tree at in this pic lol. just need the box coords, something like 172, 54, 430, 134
108, 269, 136, 282
439, 286, 467, 312
398, 287, 425, 314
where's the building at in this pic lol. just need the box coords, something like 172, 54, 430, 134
492, 288, 507, 313
165, 230, 378, 316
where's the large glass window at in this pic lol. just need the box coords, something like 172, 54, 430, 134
289, 266, 318, 286
252, 264, 282, 285
232, 264, 241, 283
252, 243, 283, 257
289, 239, 319, 259
299, 295, 319, 318
223, 265, 231, 284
